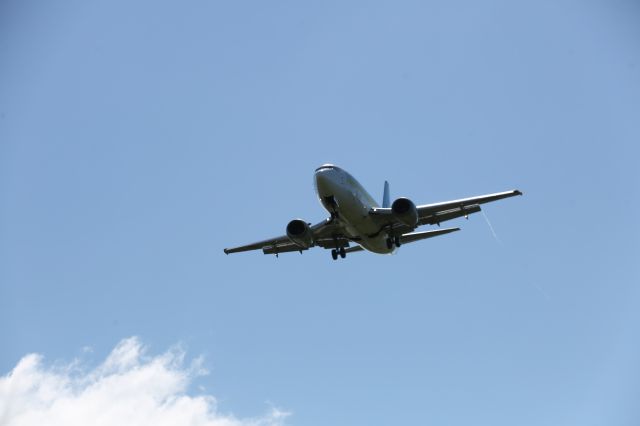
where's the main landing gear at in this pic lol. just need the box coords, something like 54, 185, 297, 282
331, 247, 346, 260
386, 236, 401, 249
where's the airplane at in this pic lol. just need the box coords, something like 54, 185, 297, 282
224, 164, 522, 260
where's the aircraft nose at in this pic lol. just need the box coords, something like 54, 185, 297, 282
314, 169, 333, 195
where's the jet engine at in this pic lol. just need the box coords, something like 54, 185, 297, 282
392, 197, 418, 227
286, 219, 314, 248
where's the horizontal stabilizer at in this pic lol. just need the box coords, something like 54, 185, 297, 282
345, 245, 364, 254
400, 227, 460, 244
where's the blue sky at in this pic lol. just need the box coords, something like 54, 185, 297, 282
1, 1, 639, 425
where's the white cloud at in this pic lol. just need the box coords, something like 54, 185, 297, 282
0, 337, 289, 426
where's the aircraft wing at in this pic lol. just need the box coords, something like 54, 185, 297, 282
224, 218, 351, 255
369, 189, 522, 233
416, 189, 522, 225
223, 234, 291, 254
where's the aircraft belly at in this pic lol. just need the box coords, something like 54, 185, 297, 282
359, 235, 394, 254
337, 193, 378, 235
335, 190, 392, 254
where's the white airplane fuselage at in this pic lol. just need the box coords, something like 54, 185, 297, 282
314, 165, 394, 254
223, 164, 521, 258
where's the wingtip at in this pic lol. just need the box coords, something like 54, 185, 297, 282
514, 190, 523, 196
223, 248, 229, 255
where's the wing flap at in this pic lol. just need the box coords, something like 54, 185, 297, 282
262, 243, 307, 255
420, 204, 481, 225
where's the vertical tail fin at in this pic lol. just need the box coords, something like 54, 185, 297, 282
382, 181, 390, 208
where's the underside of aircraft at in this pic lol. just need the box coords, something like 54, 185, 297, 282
224, 164, 522, 260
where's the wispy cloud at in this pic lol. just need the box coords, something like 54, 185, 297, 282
0, 337, 289, 426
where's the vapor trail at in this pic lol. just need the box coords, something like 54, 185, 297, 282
481, 210, 502, 244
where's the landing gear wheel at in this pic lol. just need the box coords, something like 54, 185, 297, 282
386, 238, 394, 249
331, 249, 338, 260
339, 247, 346, 258
394, 236, 401, 247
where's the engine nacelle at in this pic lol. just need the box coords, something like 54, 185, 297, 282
392, 197, 418, 227
286, 219, 314, 249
